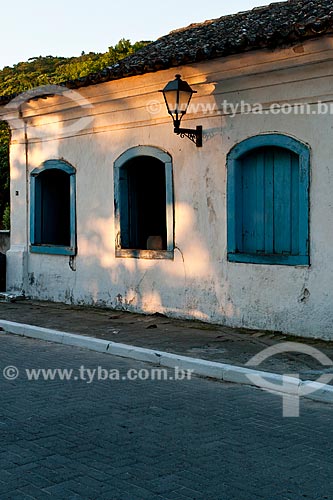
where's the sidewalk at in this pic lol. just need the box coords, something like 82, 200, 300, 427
1, 299, 333, 385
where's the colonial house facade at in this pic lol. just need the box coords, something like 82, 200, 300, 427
1, 0, 333, 339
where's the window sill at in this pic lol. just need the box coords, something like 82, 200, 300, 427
227, 252, 309, 266
30, 245, 76, 256
116, 248, 174, 260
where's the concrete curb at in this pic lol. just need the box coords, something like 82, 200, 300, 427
1, 319, 333, 404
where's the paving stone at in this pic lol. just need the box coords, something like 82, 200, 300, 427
1, 493, 36, 500
43, 483, 84, 499
18, 484, 52, 498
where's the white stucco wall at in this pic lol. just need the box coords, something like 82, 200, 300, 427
3, 36, 333, 339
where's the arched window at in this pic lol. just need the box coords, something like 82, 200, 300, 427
227, 134, 310, 265
114, 146, 174, 259
30, 160, 76, 255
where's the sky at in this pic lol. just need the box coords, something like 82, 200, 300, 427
0, 0, 281, 69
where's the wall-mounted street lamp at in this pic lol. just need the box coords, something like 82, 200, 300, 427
160, 74, 202, 147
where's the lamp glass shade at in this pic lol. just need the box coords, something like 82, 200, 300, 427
164, 90, 179, 114
161, 75, 196, 128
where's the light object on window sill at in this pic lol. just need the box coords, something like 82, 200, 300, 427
160, 74, 202, 147
147, 235, 163, 250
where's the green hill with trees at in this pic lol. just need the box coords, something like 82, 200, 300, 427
0, 38, 150, 229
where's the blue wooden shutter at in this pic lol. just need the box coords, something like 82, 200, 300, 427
119, 167, 130, 248
227, 135, 309, 266
34, 175, 42, 244
239, 147, 306, 259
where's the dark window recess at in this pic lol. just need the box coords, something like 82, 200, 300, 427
35, 169, 70, 246
119, 156, 167, 250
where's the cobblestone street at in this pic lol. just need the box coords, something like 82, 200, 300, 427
0, 332, 332, 500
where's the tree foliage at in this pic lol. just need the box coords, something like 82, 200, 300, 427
0, 121, 10, 229
0, 39, 149, 96
0, 39, 150, 229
